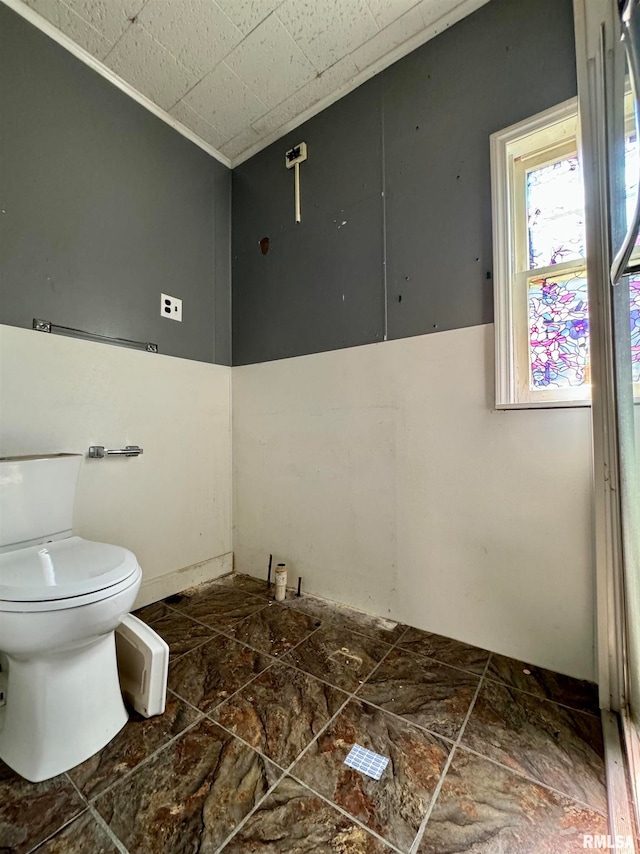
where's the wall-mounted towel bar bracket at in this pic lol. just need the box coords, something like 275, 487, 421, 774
33, 319, 158, 353
88, 445, 144, 458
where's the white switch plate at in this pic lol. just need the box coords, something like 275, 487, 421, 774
161, 293, 182, 322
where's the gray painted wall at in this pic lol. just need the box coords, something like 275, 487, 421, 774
0, 4, 231, 365
232, 0, 577, 366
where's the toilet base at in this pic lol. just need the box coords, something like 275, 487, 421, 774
0, 632, 128, 782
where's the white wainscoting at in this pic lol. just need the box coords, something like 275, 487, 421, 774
232, 324, 595, 680
0, 324, 232, 594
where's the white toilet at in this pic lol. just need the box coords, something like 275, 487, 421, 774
0, 453, 142, 782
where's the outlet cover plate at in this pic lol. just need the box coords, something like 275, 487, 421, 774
161, 293, 182, 322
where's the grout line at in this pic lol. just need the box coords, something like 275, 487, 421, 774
368, 641, 491, 680
255, 622, 326, 662
258, 691, 356, 770
206, 715, 290, 776
211, 770, 288, 854
62, 774, 132, 852
345, 691, 459, 749
166, 605, 324, 668
206, 644, 385, 777
282, 627, 400, 701
452, 742, 609, 818
284, 774, 404, 853
83, 713, 205, 806
192, 640, 399, 852
480, 673, 602, 719
25, 805, 90, 854
253, 653, 361, 694
246, 583, 601, 713
159, 588, 598, 726
157, 581, 600, 715
170, 584, 272, 612
347, 632, 404, 691
212, 691, 356, 853
408, 654, 492, 854
163, 604, 272, 647
277, 641, 400, 775
391, 624, 411, 647
87, 804, 132, 854
154, 586, 606, 841
203, 658, 349, 745
167, 655, 278, 717
167, 634, 222, 664
63, 771, 89, 802
168, 603, 402, 704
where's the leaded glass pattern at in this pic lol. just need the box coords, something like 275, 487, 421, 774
526, 156, 586, 269
528, 270, 590, 390
630, 276, 640, 383
625, 133, 640, 251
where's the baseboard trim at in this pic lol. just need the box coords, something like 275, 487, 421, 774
602, 709, 638, 852
621, 709, 640, 841
133, 553, 233, 609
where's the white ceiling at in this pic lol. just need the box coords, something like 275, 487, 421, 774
11, 0, 490, 166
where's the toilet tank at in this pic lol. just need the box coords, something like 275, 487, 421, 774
0, 454, 82, 551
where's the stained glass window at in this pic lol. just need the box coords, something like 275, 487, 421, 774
495, 99, 640, 406
630, 276, 640, 383
625, 132, 640, 252
528, 270, 590, 389
526, 156, 586, 269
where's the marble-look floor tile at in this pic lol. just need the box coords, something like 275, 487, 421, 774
221, 776, 393, 853
461, 680, 606, 812
168, 634, 272, 712
132, 600, 173, 625
284, 594, 407, 645
68, 695, 201, 800
486, 654, 599, 714
170, 584, 268, 629
211, 662, 347, 768
398, 628, 490, 675
0, 761, 86, 854
290, 698, 449, 851
417, 748, 608, 853
357, 647, 480, 740
282, 624, 391, 693
31, 811, 120, 853
229, 602, 319, 657
214, 572, 274, 600
150, 610, 217, 659
94, 719, 282, 854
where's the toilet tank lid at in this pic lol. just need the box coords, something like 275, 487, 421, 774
0, 536, 139, 602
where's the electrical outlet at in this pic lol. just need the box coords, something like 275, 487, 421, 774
161, 293, 182, 322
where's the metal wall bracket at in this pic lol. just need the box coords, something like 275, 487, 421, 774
33, 318, 158, 354
88, 445, 144, 458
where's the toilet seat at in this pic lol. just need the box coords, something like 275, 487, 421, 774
0, 536, 140, 612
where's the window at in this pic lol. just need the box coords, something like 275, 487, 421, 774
491, 97, 640, 407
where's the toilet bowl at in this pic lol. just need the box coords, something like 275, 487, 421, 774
0, 454, 142, 782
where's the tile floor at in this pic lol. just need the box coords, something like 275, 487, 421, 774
1, 573, 608, 853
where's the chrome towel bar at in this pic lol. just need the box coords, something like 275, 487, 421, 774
88, 446, 144, 458
33, 319, 158, 353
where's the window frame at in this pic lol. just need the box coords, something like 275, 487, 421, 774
490, 97, 592, 409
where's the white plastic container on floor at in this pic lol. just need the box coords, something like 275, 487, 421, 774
115, 614, 168, 718
275, 563, 287, 601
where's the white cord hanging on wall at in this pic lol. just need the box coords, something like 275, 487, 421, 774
285, 142, 307, 223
